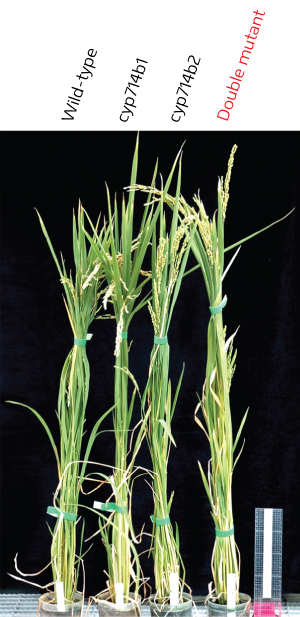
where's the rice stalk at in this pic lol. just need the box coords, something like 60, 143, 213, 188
8, 204, 111, 603
139, 157, 195, 603
82, 136, 162, 603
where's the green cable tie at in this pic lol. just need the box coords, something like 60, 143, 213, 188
121, 332, 128, 340
215, 525, 234, 538
154, 336, 168, 345
47, 506, 77, 522
150, 514, 171, 526
93, 500, 127, 514
209, 295, 228, 315
74, 338, 86, 346
74, 333, 93, 346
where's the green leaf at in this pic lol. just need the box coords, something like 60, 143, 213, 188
225, 209, 294, 252
35, 210, 63, 278
80, 404, 116, 484
233, 408, 249, 454
197, 461, 214, 510
6, 401, 60, 471
233, 439, 246, 470
158, 418, 176, 447
169, 154, 182, 247
170, 365, 185, 421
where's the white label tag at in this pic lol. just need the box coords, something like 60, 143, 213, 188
227, 573, 236, 609
56, 581, 65, 612
93, 501, 103, 510
86, 333, 93, 340
115, 582, 124, 607
169, 572, 179, 606
263, 508, 273, 598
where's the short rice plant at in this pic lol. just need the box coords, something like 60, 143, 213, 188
140, 157, 194, 604
8, 204, 112, 604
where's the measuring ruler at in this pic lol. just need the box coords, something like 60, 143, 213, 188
254, 508, 283, 617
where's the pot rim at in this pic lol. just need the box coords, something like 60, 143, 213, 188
207, 593, 251, 607
149, 591, 193, 609
96, 591, 142, 607
39, 591, 83, 613
40, 591, 83, 606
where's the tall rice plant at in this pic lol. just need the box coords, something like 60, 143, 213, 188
82, 137, 163, 603
183, 148, 242, 604
131, 145, 292, 604
8, 204, 111, 604
140, 157, 194, 604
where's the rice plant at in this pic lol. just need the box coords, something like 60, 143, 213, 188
8, 204, 112, 604
184, 147, 242, 603
82, 136, 163, 604
140, 157, 194, 604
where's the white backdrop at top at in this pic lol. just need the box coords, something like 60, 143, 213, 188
0, 0, 299, 130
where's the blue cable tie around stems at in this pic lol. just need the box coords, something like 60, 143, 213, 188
150, 514, 171, 526
209, 295, 228, 315
154, 336, 168, 345
121, 332, 128, 340
215, 525, 234, 538
74, 333, 93, 346
47, 506, 77, 522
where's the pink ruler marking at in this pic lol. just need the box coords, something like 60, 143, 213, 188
253, 603, 282, 617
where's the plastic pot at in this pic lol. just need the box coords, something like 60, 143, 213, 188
38, 592, 83, 616
207, 593, 251, 617
97, 592, 142, 617
149, 592, 193, 617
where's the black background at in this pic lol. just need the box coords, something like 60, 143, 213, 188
1, 131, 299, 598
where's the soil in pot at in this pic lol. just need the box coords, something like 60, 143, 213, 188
207, 593, 251, 617
97, 592, 142, 617
38, 592, 83, 616
149, 592, 193, 617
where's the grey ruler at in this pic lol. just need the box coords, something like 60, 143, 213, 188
254, 508, 283, 617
